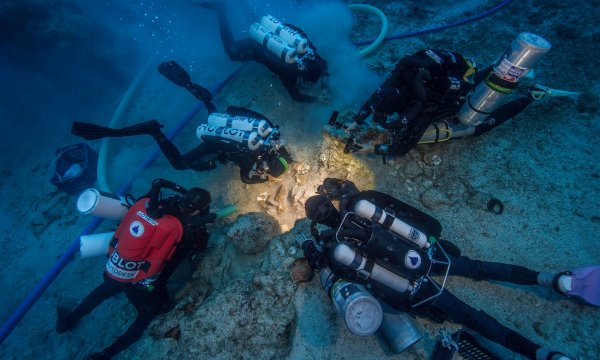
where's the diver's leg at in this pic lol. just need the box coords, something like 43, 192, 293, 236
150, 131, 188, 170
178, 142, 218, 171
447, 256, 540, 285
425, 289, 541, 359
56, 279, 122, 333
195, 2, 256, 61
97, 287, 172, 358
473, 97, 533, 136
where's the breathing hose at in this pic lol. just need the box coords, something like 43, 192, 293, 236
97, 57, 156, 193
347, 4, 389, 57
354, 0, 515, 47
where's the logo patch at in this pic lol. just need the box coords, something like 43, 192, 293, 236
425, 50, 443, 64
129, 221, 144, 237
136, 211, 158, 226
404, 250, 422, 269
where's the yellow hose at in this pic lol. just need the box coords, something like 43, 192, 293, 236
347, 4, 389, 56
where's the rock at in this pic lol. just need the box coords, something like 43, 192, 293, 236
420, 188, 449, 209
290, 258, 313, 283
403, 161, 423, 179
174, 272, 296, 360
227, 212, 281, 254
274, 184, 287, 211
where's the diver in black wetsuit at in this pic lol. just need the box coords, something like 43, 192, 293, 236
71, 61, 292, 184
299, 178, 597, 360
338, 49, 548, 156
56, 179, 212, 360
194, 1, 328, 102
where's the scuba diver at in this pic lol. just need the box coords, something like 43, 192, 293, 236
56, 179, 213, 360
194, 1, 329, 102
299, 178, 599, 360
71, 61, 292, 184
330, 43, 577, 157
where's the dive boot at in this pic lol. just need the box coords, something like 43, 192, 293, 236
56, 306, 77, 334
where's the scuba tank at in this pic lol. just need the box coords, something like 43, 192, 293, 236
354, 199, 430, 248
207, 113, 274, 138
333, 243, 414, 294
260, 15, 309, 54
458, 32, 551, 126
80, 232, 114, 258
77, 188, 128, 220
320, 267, 383, 336
378, 301, 423, 354
248, 23, 298, 64
196, 124, 264, 151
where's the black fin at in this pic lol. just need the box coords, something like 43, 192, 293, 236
71, 120, 162, 140
158, 61, 192, 88
71, 122, 118, 140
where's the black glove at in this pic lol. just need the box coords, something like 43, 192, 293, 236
302, 241, 327, 270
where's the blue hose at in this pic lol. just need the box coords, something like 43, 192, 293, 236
354, 0, 515, 46
0, 67, 240, 344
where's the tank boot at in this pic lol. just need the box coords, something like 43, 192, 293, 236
55, 306, 78, 334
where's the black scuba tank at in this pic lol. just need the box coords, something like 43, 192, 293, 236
367, 224, 431, 281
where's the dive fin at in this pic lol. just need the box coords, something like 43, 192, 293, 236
71, 122, 119, 140
71, 120, 162, 140
528, 84, 580, 100
158, 61, 192, 88
568, 266, 600, 307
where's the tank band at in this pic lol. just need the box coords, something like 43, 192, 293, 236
382, 213, 395, 228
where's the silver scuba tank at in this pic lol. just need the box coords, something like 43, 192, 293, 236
378, 302, 423, 354
207, 113, 274, 138
196, 124, 263, 150
248, 23, 298, 64
354, 199, 430, 248
260, 15, 309, 54
77, 188, 128, 220
333, 243, 413, 294
457, 32, 551, 126
320, 267, 383, 336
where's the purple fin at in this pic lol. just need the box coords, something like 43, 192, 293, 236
569, 266, 600, 307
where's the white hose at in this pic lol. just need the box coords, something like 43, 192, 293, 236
97, 57, 156, 192
347, 4, 389, 57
